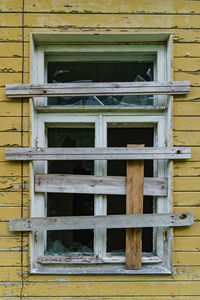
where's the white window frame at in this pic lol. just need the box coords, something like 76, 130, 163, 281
30, 39, 172, 274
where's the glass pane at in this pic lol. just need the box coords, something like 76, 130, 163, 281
107, 127, 154, 255
45, 128, 95, 256
47, 61, 154, 106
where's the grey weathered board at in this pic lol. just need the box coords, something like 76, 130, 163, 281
5, 81, 190, 98
9, 213, 194, 232
5, 147, 191, 161
35, 174, 167, 196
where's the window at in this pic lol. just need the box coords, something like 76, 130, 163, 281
28, 40, 174, 274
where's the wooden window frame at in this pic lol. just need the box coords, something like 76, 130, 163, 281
30, 38, 173, 274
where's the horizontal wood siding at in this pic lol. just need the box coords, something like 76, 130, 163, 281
0, 0, 200, 298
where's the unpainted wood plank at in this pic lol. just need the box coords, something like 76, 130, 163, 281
5, 81, 190, 98
5, 147, 191, 160
35, 174, 167, 196
9, 213, 194, 232
126, 144, 144, 270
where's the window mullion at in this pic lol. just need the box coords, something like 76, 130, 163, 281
94, 115, 107, 258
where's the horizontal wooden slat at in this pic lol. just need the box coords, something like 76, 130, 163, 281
35, 174, 167, 196
9, 213, 194, 232
5, 147, 191, 160
5, 81, 190, 98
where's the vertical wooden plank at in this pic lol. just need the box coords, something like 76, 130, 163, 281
126, 144, 144, 270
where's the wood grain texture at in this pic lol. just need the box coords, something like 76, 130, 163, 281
126, 144, 144, 270
5, 147, 191, 160
5, 81, 190, 97
23, 0, 200, 14
35, 174, 167, 196
9, 213, 194, 232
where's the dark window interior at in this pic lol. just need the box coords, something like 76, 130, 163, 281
47, 61, 154, 106
45, 126, 154, 257
107, 127, 154, 254
46, 128, 95, 256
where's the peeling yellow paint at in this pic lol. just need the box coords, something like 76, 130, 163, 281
0, 0, 200, 298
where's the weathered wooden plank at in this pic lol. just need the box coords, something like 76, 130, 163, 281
174, 102, 200, 116
126, 144, 144, 270
174, 192, 200, 206
23, 0, 200, 14
23, 13, 200, 29
35, 174, 167, 196
174, 236, 200, 252
36, 105, 166, 114
174, 162, 200, 177
174, 132, 200, 147
174, 117, 200, 131
37, 255, 161, 265
5, 147, 191, 161
174, 58, 200, 72
174, 44, 200, 58
22, 280, 200, 297
174, 207, 200, 222
0, 117, 29, 132
9, 213, 194, 232
0, 102, 29, 117
0, 207, 28, 221
174, 177, 200, 192
5, 81, 190, 98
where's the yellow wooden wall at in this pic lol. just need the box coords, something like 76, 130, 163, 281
0, 0, 200, 298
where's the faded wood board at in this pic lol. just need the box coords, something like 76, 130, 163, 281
5, 81, 190, 98
126, 144, 144, 270
9, 213, 194, 232
35, 174, 167, 196
5, 147, 191, 160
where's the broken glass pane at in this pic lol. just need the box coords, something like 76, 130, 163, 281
47, 61, 155, 106
45, 128, 95, 256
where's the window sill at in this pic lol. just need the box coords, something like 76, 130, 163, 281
31, 261, 171, 275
